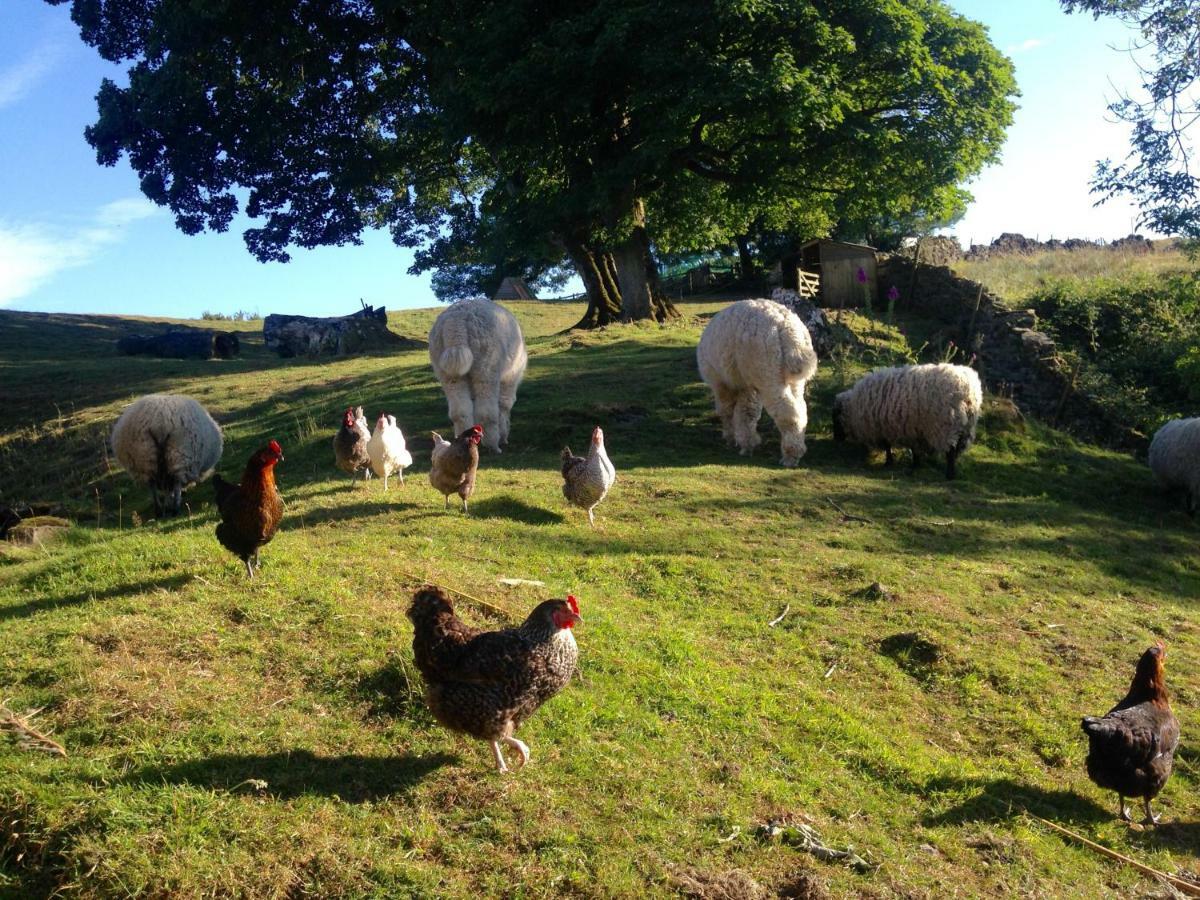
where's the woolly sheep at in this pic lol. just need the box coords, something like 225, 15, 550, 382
832, 363, 982, 479
428, 298, 528, 453
110, 394, 224, 515
1149, 417, 1200, 513
696, 298, 819, 467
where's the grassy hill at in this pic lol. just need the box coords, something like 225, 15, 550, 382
1, 299, 1199, 898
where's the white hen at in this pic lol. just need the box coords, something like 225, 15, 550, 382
561, 426, 616, 527
367, 414, 414, 489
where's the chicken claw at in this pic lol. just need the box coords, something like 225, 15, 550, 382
503, 736, 530, 770
1142, 797, 1160, 826
1119, 796, 1132, 822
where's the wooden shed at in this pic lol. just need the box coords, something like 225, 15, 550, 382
493, 277, 538, 301
800, 239, 877, 309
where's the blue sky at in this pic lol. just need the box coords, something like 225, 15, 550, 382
0, 1, 1156, 318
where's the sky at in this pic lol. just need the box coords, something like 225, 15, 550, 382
0, 0, 1161, 318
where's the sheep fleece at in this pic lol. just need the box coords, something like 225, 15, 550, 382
428, 298, 527, 451
1149, 417, 1200, 507
836, 364, 982, 453
111, 394, 223, 489
697, 298, 818, 463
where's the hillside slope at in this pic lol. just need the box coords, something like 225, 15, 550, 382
1, 300, 1198, 898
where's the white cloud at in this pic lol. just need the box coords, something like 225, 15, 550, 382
1006, 38, 1045, 55
0, 38, 67, 109
0, 199, 162, 306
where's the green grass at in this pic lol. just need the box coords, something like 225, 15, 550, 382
2, 300, 1199, 898
953, 242, 1195, 304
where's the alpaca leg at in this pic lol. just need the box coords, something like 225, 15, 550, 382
587, 507, 596, 528
945, 446, 960, 480
502, 736, 530, 769
499, 379, 520, 447
472, 380, 502, 452
442, 377, 474, 441
443, 494, 450, 510
170, 484, 183, 516
762, 382, 807, 467
382, 470, 389, 491
398, 468, 405, 487
732, 391, 763, 456
711, 381, 738, 445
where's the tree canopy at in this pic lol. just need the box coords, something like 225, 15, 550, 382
51, 0, 1016, 321
1062, 0, 1200, 240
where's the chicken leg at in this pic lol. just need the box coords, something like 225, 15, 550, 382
1142, 797, 1160, 826
489, 736, 530, 773
503, 736, 529, 769
1118, 794, 1132, 822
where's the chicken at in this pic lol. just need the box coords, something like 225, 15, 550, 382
366, 413, 414, 489
212, 439, 285, 578
429, 425, 482, 513
1082, 641, 1180, 825
332, 406, 372, 483
407, 586, 581, 772
561, 425, 616, 527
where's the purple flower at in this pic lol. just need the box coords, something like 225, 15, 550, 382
887, 285, 900, 302
856, 266, 867, 284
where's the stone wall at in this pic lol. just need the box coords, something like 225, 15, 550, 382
876, 255, 1144, 450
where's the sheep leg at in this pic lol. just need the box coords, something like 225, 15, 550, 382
945, 446, 960, 480
1142, 796, 1160, 826
732, 391, 763, 456
910, 450, 922, 472
884, 447, 895, 466
461, 494, 470, 516
762, 382, 807, 467
711, 382, 739, 446
472, 380, 502, 453
170, 484, 183, 516
442, 377, 475, 443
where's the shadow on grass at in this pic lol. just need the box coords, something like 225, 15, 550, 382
0, 574, 193, 622
356, 658, 433, 723
468, 495, 564, 525
296, 499, 421, 527
922, 776, 1113, 827
125, 749, 456, 802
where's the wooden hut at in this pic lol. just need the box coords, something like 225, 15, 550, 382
493, 277, 538, 301
799, 239, 877, 309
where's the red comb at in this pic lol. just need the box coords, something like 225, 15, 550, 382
566, 594, 579, 614
472, 424, 484, 433
268, 439, 282, 455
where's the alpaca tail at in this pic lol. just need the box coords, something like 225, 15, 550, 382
781, 322, 818, 380
437, 314, 474, 377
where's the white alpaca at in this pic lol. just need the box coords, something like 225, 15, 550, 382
696, 299, 819, 467
428, 298, 527, 452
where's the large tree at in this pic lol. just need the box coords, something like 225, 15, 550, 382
52, 0, 1015, 322
1062, 0, 1200, 239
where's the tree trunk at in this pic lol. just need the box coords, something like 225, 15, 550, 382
613, 199, 678, 322
564, 240, 622, 330
780, 242, 801, 291
735, 234, 757, 281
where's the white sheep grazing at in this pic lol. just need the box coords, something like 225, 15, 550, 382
832, 363, 983, 479
696, 298, 819, 467
1149, 417, 1200, 513
110, 394, 224, 515
428, 298, 527, 453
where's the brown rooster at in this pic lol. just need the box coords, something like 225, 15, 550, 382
407, 586, 581, 772
213, 439, 284, 577
1082, 641, 1180, 825
332, 406, 372, 483
429, 425, 482, 514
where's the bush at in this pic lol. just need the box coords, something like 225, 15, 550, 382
1029, 272, 1199, 433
